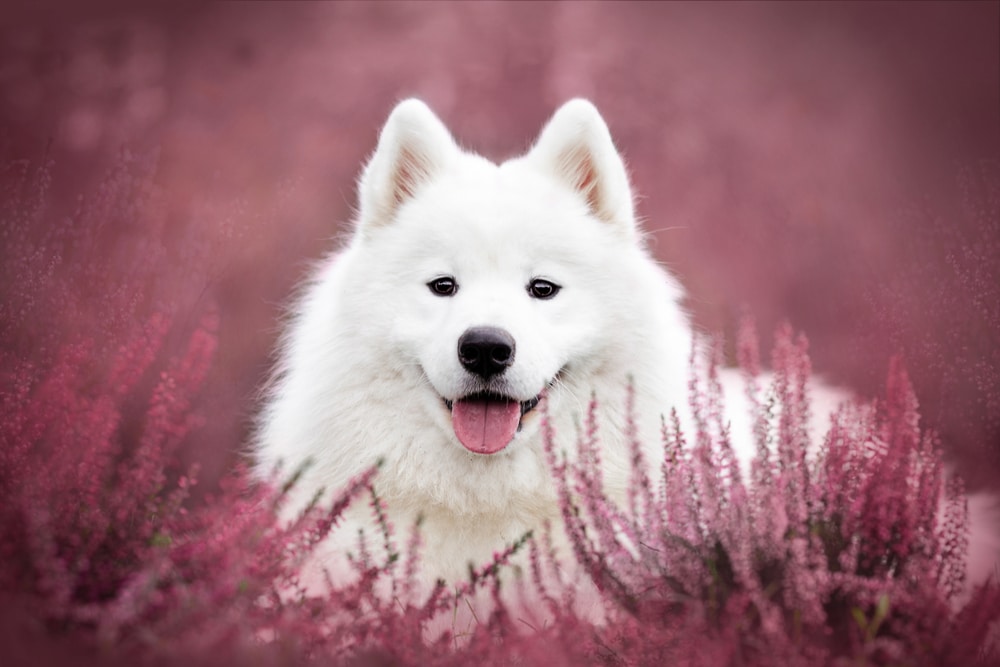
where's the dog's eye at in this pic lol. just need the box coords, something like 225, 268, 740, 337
427, 276, 458, 297
527, 278, 561, 300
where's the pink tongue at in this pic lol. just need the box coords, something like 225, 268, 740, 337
452, 398, 521, 454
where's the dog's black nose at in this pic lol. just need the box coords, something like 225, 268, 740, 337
458, 327, 516, 379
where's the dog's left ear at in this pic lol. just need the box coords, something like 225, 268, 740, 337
357, 99, 458, 234
527, 99, 635, 234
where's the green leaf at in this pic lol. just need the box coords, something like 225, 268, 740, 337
870, 594, 890, 639
850, 606, 867, 633
149, 532, 172, 548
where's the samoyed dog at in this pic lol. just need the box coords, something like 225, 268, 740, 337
255, 99, 996, 595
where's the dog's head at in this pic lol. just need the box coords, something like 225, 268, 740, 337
352, 99, 641, 455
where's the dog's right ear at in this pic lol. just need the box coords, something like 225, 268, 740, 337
357, 99, 457, 233
525, 99, 635, 236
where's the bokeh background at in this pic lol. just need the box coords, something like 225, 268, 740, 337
1, 1, 998, 488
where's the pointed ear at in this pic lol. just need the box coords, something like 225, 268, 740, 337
527, 99, 635, 233
357, 99, 457, 232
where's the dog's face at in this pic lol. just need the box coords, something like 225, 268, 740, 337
354, 100, 638, 455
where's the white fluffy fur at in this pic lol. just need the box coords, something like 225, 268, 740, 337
255, 99, 997, 596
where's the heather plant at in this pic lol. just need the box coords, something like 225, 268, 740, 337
865, 161, 1000, 485
6, 312, 995, 665
2, 151, 998, 665
531, 322, 1000, 665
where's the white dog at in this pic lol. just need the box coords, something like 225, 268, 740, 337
255, 99, 996, 597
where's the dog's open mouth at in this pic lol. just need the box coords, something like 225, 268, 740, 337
443, 392, 542, 455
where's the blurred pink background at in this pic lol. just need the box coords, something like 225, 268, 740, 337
1, 2, 998, 486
